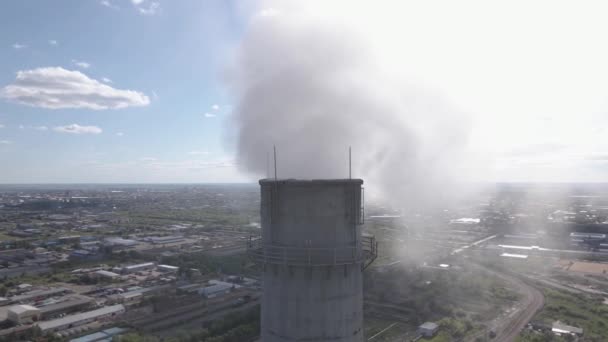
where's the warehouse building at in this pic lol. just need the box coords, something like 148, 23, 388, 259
69, 327, 129, 342
552, 321, 583, 336
157, 264, 179, 273
119, 262, 155, 274
92, 270, 121, 280
10, 287, 70, 304
37, 304, 125, 333
8, 304, 40, 324
107, 291, 142, 305
199, 281, 235, 298
144, 235, 185, 245
39, 295, 94, 319
418, 322, 439, 337
570, 232, 606, 242
104, 237, 138, 249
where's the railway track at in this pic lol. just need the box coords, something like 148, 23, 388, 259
470, 263, 544, 342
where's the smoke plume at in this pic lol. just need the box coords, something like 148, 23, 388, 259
227, 1, 477, 208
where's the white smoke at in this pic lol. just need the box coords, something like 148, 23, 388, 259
227, 1, 480, 208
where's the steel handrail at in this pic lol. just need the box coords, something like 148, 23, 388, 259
247, 236, 376, 267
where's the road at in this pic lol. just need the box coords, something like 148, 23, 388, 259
470, 263, 544, 342
451, 234, 497, 255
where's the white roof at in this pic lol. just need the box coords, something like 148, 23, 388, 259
95, 270, 120, 277
500, 253, 529, 259
158, 264, 178, 269
37, 304, 124, 331
124, 262, 155, 269
9, 304, 40, 314
420, 322, 438, 330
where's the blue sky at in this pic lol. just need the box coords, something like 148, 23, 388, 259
3, 0, 608, 184
0, 0, 248, 183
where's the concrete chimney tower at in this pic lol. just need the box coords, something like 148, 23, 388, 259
249, 179, 377, 342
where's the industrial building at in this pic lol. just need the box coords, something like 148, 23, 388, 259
198, 281, 234, 298
10, 287, 70, 304
118, 262, 155, 274
104, 237, 138, 249
92, 270, 121, 280
552, 321, 583, 336
37, 304, 125, 332
570, 232, 606, 242
8, 304, 40, 324
157, 264, 179, 273
144, 235, 185, 244
69, 327, 129, 342
249, 179, 377, 342
418, 322, 439, 337
38, 295, 94, 319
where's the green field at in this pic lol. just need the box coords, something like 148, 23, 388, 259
517, 287, 608, 342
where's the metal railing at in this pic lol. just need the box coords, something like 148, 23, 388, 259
247, 235, 377, 268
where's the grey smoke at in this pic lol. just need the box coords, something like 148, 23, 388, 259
227, 4, 475, 208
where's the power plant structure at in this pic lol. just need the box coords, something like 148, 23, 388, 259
248, 179, 377, 342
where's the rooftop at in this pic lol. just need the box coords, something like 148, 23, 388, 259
420, 322, 439, 330
37, 304, 125, 331
259, 178, 363, 185
552, 321, 583, 335
9, 304, 39, 314
38, 295, 93, 313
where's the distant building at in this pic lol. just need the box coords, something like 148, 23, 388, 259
92, 270, 121, 280
10, 287, 70, 304
69, 327, 129, 342
107, 291, 142, 305
157, 264, 179, 273
8, 304, 41, 324
37, 304, 125, 333
17, 283, 32, 291
48, 214, 72, 221
144, 235, 185, 245
38, 295, 94, 319
120, 262, 155, 274
199, 281, 235, 298
552, 321, 583, 336
104, 237, 138, 249
58, 236, 81, 245
69, 249, 101, 260
570, 232, 606, 242
418, 322, 439, 338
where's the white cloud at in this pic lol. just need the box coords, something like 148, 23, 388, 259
100, 0, 118, 9
131, 0, 144, 4
12, 43, 26, 50
259, 8, 280, 17
139, 157, 157, 162
17, 125, 49, 131
0, 140, 12, 145
136, 1, 160, 15
211, 104, 219, 110
53, 124, 102, 135
48, 40, 58, 46
72, 60, 91, 69
1, 67, 150, 110
116, 132, 124, 136
204, 113, 216, 118
188, 150, 209, 155
102, 77, 112, 83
